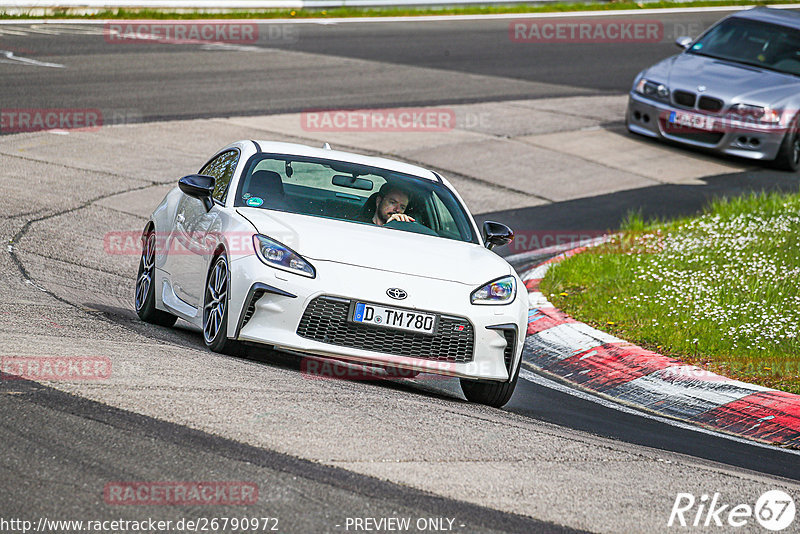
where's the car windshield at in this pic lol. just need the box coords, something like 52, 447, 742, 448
234, 154, 477, 243
688, 17, 800, 76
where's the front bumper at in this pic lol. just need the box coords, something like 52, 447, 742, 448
626, 92, 786, 162
228, 255, 527, 381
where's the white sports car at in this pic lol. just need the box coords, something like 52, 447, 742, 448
135, 140, 527, 406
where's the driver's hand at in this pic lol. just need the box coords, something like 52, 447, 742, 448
387, 213, 415, 223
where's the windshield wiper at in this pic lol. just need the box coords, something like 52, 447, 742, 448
689, 49, 799, 77
687, 49, 724, 61
730, 59, 800, 78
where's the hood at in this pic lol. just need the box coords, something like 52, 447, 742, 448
237, 208, 512, 285
644, 53, 800, 107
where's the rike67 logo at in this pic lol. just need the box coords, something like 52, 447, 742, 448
669, 490, 795, 531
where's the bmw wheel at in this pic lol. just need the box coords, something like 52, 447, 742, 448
773, 115, 800, 172
135, 229, 177, 327
203, 253, 241, 355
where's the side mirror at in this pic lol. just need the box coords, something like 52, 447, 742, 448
482, 221, 514, 250
675, 36, 693, 49
179, 174, 215, 212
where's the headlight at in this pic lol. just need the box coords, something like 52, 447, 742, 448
471, 276, 516, 305
635, 78, 669, 100
252, 234, 315, 278
731, 103, 781, 123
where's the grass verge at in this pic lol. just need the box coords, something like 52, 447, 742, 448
1, 0, 799, 20
540, 191, 800, 395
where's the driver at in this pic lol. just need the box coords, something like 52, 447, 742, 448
369, 183, 415, 226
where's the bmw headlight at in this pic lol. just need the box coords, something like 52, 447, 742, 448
731, 103, 781, 124
635, 78, 669, 100
471, 276, 516, 305
253, 234, 315, 278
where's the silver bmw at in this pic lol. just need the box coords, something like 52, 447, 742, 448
627, 7, 800, 171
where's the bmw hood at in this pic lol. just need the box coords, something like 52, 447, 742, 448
237, 208, 513, 285
643, 53, 800, 107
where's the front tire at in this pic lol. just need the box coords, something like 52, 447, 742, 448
135, 229, 177, 327
203, 253, 241, 355
460, 362, 520, 408
773, 116, 800, 172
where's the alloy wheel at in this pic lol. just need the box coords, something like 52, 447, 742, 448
203, 256, 228, 344
135, 232, 156, 312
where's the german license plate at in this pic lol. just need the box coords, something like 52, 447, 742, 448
668, 110, 716, 131
351, 302, 436, 335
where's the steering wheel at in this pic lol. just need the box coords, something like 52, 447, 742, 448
384, 219, 439, 237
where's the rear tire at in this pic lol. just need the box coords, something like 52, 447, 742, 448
460, 362, 520, 408
203, 253, 242, 356
772, 116, 800, 171
135, 229, 177, 327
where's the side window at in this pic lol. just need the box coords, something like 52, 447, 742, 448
200, 150, 239, 203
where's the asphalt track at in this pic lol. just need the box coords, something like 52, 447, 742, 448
0, 377, 573, 533
2, 10, 800, 533
0, 13, 727, 120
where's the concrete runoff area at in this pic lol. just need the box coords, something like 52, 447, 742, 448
2, 95, 800, 533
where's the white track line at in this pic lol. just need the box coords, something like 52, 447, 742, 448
519, 366, 800, 456
0, 50, 64, 67
19, 26, 62, 34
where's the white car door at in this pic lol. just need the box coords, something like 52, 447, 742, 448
170, 150, 240, 309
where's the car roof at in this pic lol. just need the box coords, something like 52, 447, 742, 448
250, 140, 439, 182
731, 6, 800, 30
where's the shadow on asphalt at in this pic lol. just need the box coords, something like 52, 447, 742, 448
90, 302, 466, 404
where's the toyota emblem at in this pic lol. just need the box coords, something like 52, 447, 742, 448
386, 288, 407, 300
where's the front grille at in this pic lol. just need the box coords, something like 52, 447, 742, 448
673, 90, 696, 108
698, 96, 724, 113
296, 296, 474, 363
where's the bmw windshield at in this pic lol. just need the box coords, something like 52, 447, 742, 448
688, 17, 800, 76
